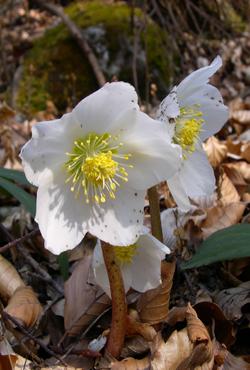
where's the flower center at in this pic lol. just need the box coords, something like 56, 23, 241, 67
113, 244, 138, 265
174, 106, 204, 155
65, 132, 132, 204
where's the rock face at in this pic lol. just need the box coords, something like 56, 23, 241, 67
16, 0, 173, 116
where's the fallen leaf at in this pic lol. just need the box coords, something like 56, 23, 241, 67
121, 336, 150, 359
223, 161, 250, 182
203, 137, 227, 168
4, 286, 42, 327
228, 97, 245, 113
219, 172, 240, 205
0, 254, 25, 302
214, 281, 250, 321
214, 341, 250, 369
150, 329, 194, 370
222, 164, 247, 195
231, 109, 250, 124
201, 203, 246, 239
64, 254, 110, 336
111, 356, 150, 370
137, 258, 176, 324
226, 138, 242, 157
194, 302, 235, 347
0, 337, 18, 370
241, 142, 250, 162
126, 311, 157, 341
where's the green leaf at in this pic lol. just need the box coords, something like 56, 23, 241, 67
0, 167, 30, 186
0, 176, 36, 217
57, 252, 69, 281
181, 224, 250, 269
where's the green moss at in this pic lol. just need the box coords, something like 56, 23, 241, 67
16, 0, 173, 116
222, 2, 246, 32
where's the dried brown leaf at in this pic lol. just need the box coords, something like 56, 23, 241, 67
0, 102, 15, 122
222, 164, 247, 195
201, 203, 246, 239
226, 138, 242, 157
64, 254, 110, 336
185, 304, 210, 344
214, 341, 250, 369
194, 302, 235, 347
0, 254, 25, 301
0, 337, 18, 370
121, 336, 150, 359
150, 304, 213, 370
150, 329, 194, 370
111, 356, 150, 370
203, 137, 227, 168
231, 109, 250, 124
126, 311, 156, 341
219, 172, 240, 205
224, 161, 250, 182
0, 355, 18, 370
228, 97, 245, 112
4, 286, 42, 327
137, 259, 176, 324
241, 142, 250, 162
214, 281, 250, 321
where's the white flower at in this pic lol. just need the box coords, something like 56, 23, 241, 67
157, 56, 229, 211
21, 82, 181, 254
92, 233, 170, 297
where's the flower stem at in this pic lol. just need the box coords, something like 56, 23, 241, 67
148, 185, 163, 242
101, 241, 127, 358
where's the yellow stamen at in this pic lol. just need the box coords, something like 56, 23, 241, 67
113, 244, 138, 265
64, 132, 132, 204
174, 106, 204, 154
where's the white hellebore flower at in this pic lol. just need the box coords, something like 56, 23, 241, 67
21, 82, 181, 254
92, 233, 170, 297
157, 56, 229, 211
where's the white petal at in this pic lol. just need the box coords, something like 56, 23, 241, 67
36, 171, 145, 251
120, 264, 133, 294
180, 85, 229, 141
131, 234, 166, 292
92, 241, 111, 297
167, 173, 192, 211
35, 172, 91, 254
92, 243, 132, 297
161, 208, 191, 249
177, 56, 222, 100
121, 112, 182, 189
72, 82, 138, 134
168, 148, 215, 211
156, 86, 180, 122
88, 187, 145, 246
180, 148, 215, 198
20, 113, 79, 187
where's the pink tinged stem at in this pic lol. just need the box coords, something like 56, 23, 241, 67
101, 241, 127, 358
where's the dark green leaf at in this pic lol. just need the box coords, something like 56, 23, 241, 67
181, 224, 250, 269
0, 167, 30, 186
0, 176, 36, 217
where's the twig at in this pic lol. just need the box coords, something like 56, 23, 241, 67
2, 311, 68, 366
58, 306, 111, 363
0, 224, 64, 295
0, 228, 39, 254
57, 291, 106, 347
34, 0, 106, 87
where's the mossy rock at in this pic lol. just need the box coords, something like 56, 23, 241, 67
16, 0, 173, 116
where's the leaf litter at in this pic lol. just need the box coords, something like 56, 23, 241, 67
0, 0, 250, 369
